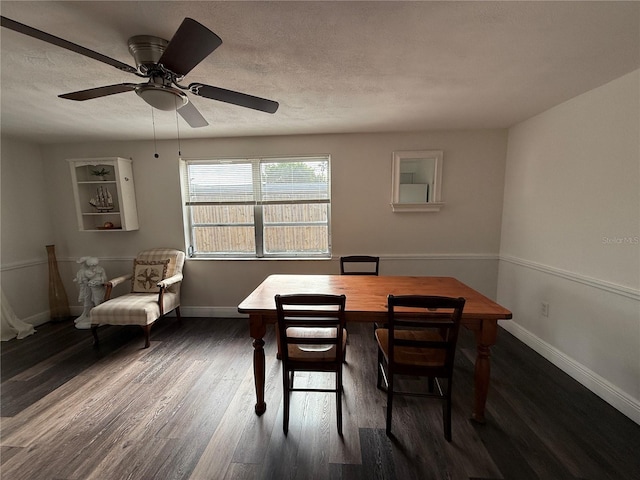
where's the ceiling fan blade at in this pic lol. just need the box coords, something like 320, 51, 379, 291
178, 101, 209, 128
0, 16, 138, 74
158, 18, 222, 76
59, 83, 138, 101
189, 83, 279, 114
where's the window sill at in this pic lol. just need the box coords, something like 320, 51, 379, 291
186, 256, 332, 261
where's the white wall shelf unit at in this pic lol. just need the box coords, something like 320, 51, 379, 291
68, 157, 139, 232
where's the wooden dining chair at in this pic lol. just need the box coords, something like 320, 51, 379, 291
340, 255, 380, 333
339, 255, 380, 275
275, 293, 347, 435
375, 295, 466, 441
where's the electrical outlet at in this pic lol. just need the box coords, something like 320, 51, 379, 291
541, 302, 549, 317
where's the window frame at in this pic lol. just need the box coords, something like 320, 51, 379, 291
180, 155, 332, 259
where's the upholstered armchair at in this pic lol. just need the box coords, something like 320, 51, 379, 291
90, 248, 185, 348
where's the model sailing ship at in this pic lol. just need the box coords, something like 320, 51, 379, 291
89, 186, 114, 212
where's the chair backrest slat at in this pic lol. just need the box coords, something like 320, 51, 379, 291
394, 339, 450, 349
340, 255, 379, 275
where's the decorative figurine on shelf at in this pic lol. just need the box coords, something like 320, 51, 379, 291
73, 256, 107, 330
89, 186, 114, 212
90, 167, 111, 180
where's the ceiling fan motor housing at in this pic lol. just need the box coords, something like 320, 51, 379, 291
127, 35, 169, 75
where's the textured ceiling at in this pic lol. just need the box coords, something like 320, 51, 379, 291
1, 1, 639, 144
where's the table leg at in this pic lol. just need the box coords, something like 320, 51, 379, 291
470, 319, 498, 423
250, 315, 267, 415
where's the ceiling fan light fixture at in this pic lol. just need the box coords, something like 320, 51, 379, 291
135, 84, 188, 111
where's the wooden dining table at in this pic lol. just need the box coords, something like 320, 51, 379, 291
237, 274, 512, 423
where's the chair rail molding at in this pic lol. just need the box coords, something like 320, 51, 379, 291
499, 254, 640, 300
0, 258, 47, 272
383, 253, 499, 261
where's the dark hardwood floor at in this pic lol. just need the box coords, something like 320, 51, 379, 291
1, 317, 639, 480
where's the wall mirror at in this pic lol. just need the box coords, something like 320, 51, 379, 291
391, 150, 444, 212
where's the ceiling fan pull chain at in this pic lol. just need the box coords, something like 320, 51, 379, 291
151, 108, 159, 158
175, 97, 182, 158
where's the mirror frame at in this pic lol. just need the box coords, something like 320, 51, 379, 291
391, 150, 444, 212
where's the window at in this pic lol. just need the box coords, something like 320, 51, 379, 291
180, 156, 331, 258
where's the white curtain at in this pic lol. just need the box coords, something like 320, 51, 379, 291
1, 288, 35, 341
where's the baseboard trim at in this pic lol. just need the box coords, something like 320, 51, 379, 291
500, 320, 640, 425
65, 306, 241, 320
179, 306, 246, 318
22, 311, 51, 327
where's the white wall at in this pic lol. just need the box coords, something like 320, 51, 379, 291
498, 70, 640, 423
0, 129, 507, 319
0, 138, 54, 324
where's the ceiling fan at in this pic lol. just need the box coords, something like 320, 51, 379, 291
0, 16, 279, 128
